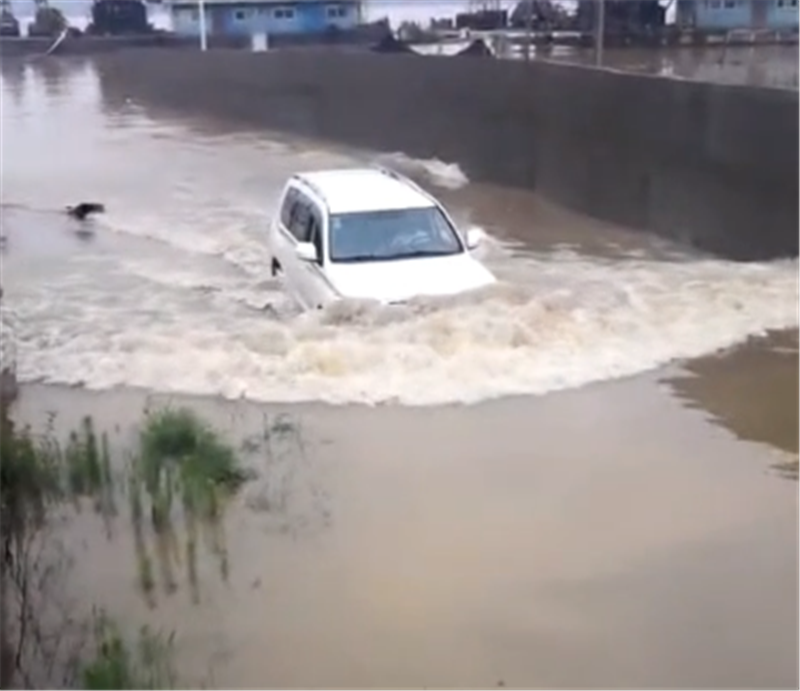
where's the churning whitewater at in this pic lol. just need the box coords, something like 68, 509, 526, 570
2, 64, 797, 405
3, 242, 797, 405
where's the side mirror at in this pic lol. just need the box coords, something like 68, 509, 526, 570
465, 227, 486, 250
295, 241, 318, 262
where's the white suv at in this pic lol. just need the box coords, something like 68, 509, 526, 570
268, 167, 496, 309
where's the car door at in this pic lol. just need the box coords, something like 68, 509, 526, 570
296, 205, 336, 309
274, 187, 313, 307
272, 185, 298, 272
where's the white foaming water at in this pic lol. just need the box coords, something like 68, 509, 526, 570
0, 305, 18, 375
374, 152, 471, 190
5, 239, 798, 405
2, 81, 797, 406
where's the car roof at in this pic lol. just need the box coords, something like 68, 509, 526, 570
294, 168, 437, 215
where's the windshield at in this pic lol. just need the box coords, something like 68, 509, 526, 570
328, 207, 464, 263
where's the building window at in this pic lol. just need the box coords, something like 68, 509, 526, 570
274, 7, 295, 19
777, 0, 797, 7
723, 0, 735, 7
234, 10, 246, 20
326, 5, 347, 18
189, 8, 198, 20
708, 0, 722, 8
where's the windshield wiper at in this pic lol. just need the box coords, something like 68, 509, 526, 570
335, 253, 392, 263
392, 249, 459, 259
334, 249, 459, 263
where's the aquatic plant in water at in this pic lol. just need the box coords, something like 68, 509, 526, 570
81, 611, 177, 690
130, 406, 252, 602
1, 404, 178, 686
0, 400, 253, 687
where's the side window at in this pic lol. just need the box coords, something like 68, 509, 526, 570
307, 209, 324, 263
288, 198, 311, 242
280, 188, 297, 229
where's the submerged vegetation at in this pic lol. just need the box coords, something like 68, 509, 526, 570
0, 394, 255, 688
81, 613, 177, 690
140, 407, 250, 498
131, 406, 253, 604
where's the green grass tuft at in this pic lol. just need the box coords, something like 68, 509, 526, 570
136, 407, 250, 528
81, 612, 176, 689
0, 409, 63, 544
139, 407, 250, 499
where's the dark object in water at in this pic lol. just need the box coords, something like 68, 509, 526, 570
371, 33, 416, 54
454, 39, 494, 57
66, 203, 105, 220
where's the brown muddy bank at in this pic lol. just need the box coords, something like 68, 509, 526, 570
93, 48, 799, 261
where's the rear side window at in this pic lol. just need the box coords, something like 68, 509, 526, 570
280, 185, 324, 251
289, 199, 311, 242
280, 187, 297, 229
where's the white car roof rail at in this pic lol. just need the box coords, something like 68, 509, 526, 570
371, 165, 437, 205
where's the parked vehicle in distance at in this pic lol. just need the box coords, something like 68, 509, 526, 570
0, 7, 20, 37
268, 167, 496, 309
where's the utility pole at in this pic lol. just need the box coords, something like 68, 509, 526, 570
198, 0, 207, 51
595, 0, 605, 66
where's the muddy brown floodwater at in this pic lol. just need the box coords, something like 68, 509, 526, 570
1, 57, 798, 689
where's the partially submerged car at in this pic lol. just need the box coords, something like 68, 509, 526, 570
268, 167, 496, 309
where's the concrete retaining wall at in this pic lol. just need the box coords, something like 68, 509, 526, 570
0, 24, 391, 59
0, 35, 204, 58
94, 48, 798, 260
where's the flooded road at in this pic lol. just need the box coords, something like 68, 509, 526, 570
1, 57, 798, 688
2, 58, 796, 405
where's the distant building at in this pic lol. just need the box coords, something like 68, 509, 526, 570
576, 0, 666, 36
88, 0, 153, 35
169, 0, 362, 38
455, 8, 508, 31
676, 0, 799, 32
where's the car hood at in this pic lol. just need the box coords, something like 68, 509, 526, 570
325, 253, 496, 304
